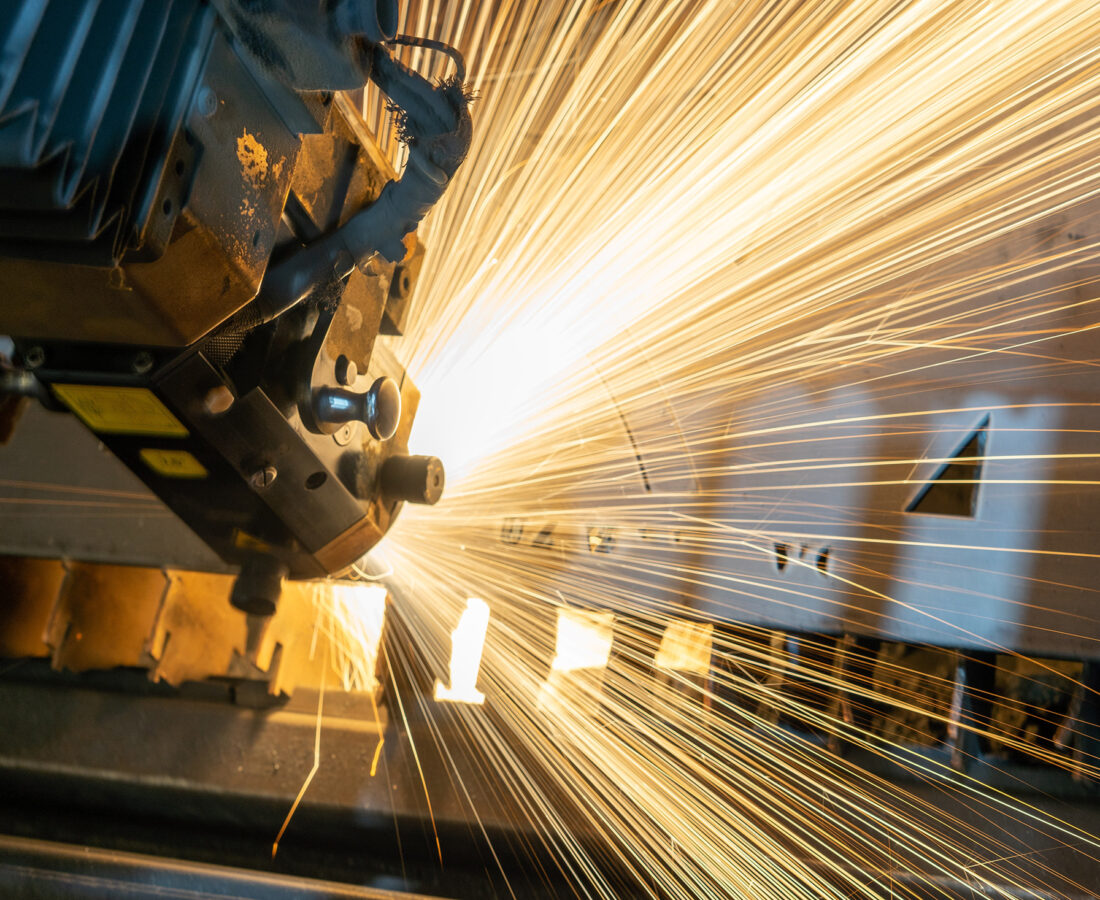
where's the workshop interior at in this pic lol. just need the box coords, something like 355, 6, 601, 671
1, 1, 1099, 897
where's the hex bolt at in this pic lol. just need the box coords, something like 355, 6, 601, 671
334, 355, 357, 386
132, 351, 155, 375
22, 346, 45, 370
203, 385, 235, 415
250, 465, 278, 489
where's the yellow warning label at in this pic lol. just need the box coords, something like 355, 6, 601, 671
139, 448, 207, 479
233, 529, 273, 554
52, 385, 188, 437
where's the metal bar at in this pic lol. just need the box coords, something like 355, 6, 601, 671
0, 833, 446, 899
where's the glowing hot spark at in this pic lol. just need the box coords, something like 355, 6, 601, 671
434, 596, 490, 704
326, 0, 1100, 897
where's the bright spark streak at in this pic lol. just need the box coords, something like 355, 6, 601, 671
323, 1, 1100, 897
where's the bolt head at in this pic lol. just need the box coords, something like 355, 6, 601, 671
132, 351, 155, 375
250, 465, 278, 489
203, 385, 234, 415
22, 346, 45, 369
333, 422, 356, 446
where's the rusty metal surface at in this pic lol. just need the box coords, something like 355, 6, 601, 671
45, 563, 169, 673
0, 554, 353, 696
0, 557, 64, 659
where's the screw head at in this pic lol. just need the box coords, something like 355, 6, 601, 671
22, 346, 45, 369
203, 385, 235, 415
132, 351, 155, 375
250, 465, 278, 489
333, 422, 356, 446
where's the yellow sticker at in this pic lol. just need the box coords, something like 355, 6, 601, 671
231, 525, 273, 554
233, 529, 273, 554
52, 385, 188, 437
139, 448, 207, 479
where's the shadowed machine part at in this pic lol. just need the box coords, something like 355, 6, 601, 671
0, 0, 471, 610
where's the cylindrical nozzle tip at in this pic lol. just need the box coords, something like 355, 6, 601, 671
380, 454, 445, 505
230, 555, 288, 617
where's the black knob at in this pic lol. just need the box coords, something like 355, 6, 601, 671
314, 376, 401, 440
230, 555, 288, 617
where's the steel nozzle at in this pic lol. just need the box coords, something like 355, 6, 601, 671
380, 454, 445, 505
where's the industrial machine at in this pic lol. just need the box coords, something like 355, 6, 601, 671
1, 3, 1099, 899
0, 0, 467, 614
0, 4, 501, 894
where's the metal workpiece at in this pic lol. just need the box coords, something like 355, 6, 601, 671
380, 454, 446, 505
1, 552, 1098, 897
0, 554, 342, 696
315, 376, 402, 440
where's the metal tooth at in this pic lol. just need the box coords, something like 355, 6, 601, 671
949, 651, 996, 773
1073, 661, 1100, 782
